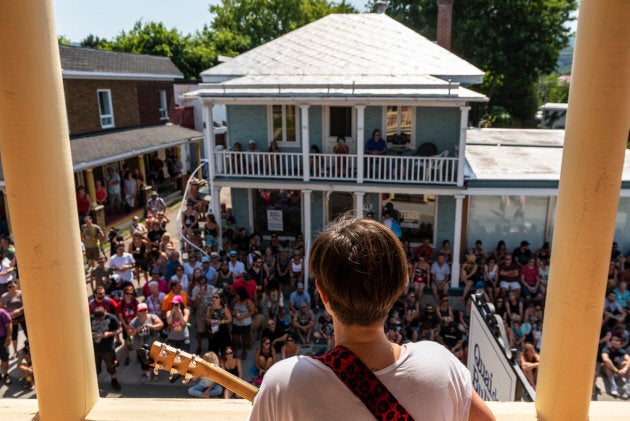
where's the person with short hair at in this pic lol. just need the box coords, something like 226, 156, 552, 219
601, 335, 630, 397
109, 243, 135, 284
91, 306, 122, 392
250, 217, 493, 420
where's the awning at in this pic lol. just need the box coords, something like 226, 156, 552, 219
70, 124, 203, 171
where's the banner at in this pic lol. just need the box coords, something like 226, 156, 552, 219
267, 210, 283, 231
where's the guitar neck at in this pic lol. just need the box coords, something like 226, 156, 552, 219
148, 341, 258, 402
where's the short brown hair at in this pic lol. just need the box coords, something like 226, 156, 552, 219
310, 216, 407, 326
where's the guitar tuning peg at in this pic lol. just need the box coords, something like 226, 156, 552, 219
189, 355, 198, 368
153, 363, 163, 376
174, 349, 183, 363
169, 367, 179, 379
182, 373, 193, 384
159, 343, 168, 357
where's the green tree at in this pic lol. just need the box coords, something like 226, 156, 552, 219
80, 34, 110, 49
379, 0, 577, 122
209, 0, 357, 56
57, 34, 72, 45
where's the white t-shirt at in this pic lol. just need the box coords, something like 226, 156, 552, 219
109, 253, 135, 282
431, 261, 451, 282
249, 341, 472, 421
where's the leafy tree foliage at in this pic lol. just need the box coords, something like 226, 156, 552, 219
379, 0, 577, 121
57, 34, 72, 46
209, 0, 357, 56
80, 34, 110, 49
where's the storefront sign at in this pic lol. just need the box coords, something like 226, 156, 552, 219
267, 210, 283, 231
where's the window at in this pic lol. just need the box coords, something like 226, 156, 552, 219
329, 107, 352, 137
271, 105, 297, 143
253, 189, 302, 235
385, 106, 412, 143
158, 90, 168, 120
97, 89, 114, 129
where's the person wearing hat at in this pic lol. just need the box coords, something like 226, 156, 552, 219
249, 217, 493, 420
141, 267, 168, 298
227, 250, 246, 278
129, 302, 164, 382
200, 255, 217, 284
146, 190, 166, 216
105, 273, 134, 303
289, 282, 311, 314
165, 294, 191, 352
292, 302, 315, 347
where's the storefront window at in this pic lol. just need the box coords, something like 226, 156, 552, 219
384, 193, 436, 243
253, 189, 302, 235
467, 196, 549, 253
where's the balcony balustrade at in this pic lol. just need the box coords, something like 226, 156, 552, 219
213, 151, 459, 185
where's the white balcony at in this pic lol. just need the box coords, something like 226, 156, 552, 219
213, 151, 459, 185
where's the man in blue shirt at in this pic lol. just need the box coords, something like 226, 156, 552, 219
365, 129, 387, 155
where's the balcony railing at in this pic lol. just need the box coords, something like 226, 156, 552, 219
213, 151, 458, 185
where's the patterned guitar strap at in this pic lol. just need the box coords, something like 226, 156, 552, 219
312, 346, 414, 420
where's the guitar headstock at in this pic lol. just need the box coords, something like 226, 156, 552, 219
147, 341, 207, 383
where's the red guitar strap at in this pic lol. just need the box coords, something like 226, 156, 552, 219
312, 346, 414, 420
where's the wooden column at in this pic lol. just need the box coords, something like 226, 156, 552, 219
536, 1, 630, 420
137, 154, 147, 181
85, 169, 97, 207
0, 0, 99, 419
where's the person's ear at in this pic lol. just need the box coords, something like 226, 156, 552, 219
315, 280, 328, 305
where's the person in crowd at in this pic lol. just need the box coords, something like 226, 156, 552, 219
142, 268, 168, 298
227, 250, 246, 278
472, 240, 488, 265
109, 243, 135, 285
601, 334, 630, 397
105, 167, 122, 214
205, 292, 232, 357
249, 217, 493, 420
117, 285, 138, 366
498, 254, 521, 298
410, 256, 430, 297
90, 256, 111, 292
292, 302, 316, 347
513, 241, 532, 266
538, 258, 550, 296
483, 257, 499, 301
90, 307, 122, 392
163, 250, 181, 282
604, 291, 627, 329
95, 180, 107, 206
262, 316, 287, 358
430, 253, 450, 302
231, 287, 255, 360
254, 336, 276, 384
1, 280, 26, 357
281, 334, 301, 359
123, 171, 137, 210
313, 310, 334, 352
129, 232, 149, 286
506, 290, 524, 323
106, 273, 134, 303
162, 280, 189, 313
521, 257, 543, 304
613, 280, 630, 309
403, 292, 420, 328
438, 321, 464, 360
165, 295, 190, 353
289, 282, 311, 314
0, 244, 15, 297
145, 280, 165, 321
146, 191, 167, 216
17, 339, 34, 390
520, 343, 540, 390
187, 351, 223, 398
186, 179, 205, 215
415, 239, 433, 263
535, 241, 551, 265
461, 251, 479, 298
220, 346, 242, 399
81, 215, 105, 269
493, 240, 508, 265
128, 302, 164, 382
0, 300, 12, 385
89, 285, 119, 315
166, 154, 183, 190
76, 185, 91, 224
438, 296, 455, 326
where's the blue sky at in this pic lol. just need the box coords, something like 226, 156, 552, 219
53, 0, 369, 42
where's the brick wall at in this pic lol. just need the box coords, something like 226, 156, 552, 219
64, 79, 140, 135
136, 81, 175, 125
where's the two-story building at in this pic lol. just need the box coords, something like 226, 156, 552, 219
7, 45, 204, 227
189, 12, 486, 283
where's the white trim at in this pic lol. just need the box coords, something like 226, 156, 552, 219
451, 194, 465, 288
382, 105, 416, 147
63, 70, 181, 81
202, 98, 473, 107
97, 89, 115, 129
457, 106, 470, 187
466, 188, 559, 196
158, 90, 168, 120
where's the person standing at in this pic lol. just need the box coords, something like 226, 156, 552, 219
81, 215, 105, 269
129, 302, 164, 382
105, 167, 122, 214
90, 307, 122, 392
0, 301, 12, 385
249, 217, 494, 420
109, 243, 135, 285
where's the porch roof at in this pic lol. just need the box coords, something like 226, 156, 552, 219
197, 13, 486, 101
70, 124, 203, 171
465, 128, 630, 182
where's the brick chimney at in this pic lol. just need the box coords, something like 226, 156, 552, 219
436, 0, 454, 50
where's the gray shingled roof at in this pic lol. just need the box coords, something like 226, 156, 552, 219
70, 124, 202, 170
60, 45, 183, 79
201, 13, 484, 85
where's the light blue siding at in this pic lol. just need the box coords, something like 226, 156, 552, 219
364, 106, 383, 141
416, 107, 460, 154
231, 188, 251, 232
311, 191, 325, 237
226, 105, 267, 150
436, 195, 455, 246
308, 106, 323, 151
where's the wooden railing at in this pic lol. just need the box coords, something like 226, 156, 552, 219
213, 151, 458, 185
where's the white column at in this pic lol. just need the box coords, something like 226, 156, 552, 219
451, 194, 465, 288
300, 105, 310, 182
356, 105, 366, 183
457, 106, 470, 187
355, 191, 365, 218
212, 185, 222, 250
202, 102, 216, 169
303, 189, 312, 290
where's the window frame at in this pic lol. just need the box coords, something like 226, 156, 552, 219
158, 90, 168, 120
383, 105, 414, 144
97, 89, 115, 129
268, 104, 299, 145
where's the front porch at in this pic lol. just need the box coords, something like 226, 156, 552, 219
214, 150, 460, 185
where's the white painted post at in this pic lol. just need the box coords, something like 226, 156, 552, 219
457, 106, 470, 187
303, 189, 312, 290
356, 105, 366, 183
355, 191, 365, 218
451, 194, 465, 288
300, 105, 310, 182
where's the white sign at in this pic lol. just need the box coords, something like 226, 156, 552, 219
267, 210, 283, 232
467, 304, 517, 401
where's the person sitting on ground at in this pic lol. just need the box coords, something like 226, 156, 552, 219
520, 343, 540, 390
17, 340, 34, 390
292, 302, 315, 347
601, 335, 630, 397
289, 282, 311, 314
262, 316, 287, 358
498, 254, 521, 298
187, 352, 223, 398
281, 334, 301, 359
220, 346, 242, 399
430, 253, 450, 302
313, 310, 334, 352
254, 336, 277, 382
512, 241, 532, 267
249, 216, 493, 420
